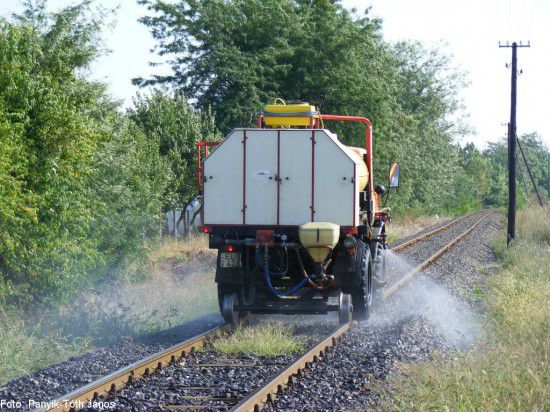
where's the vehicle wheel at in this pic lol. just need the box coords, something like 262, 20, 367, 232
351, 245, 373, 321
220, 292, 239, 325
338, 292, 353, 324
217, 283, 249, 325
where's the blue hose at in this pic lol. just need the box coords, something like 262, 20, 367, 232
256, 249, 287, 277
263, 262, 307, 297
258, 248, 305, 297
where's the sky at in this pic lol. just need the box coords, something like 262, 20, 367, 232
0, 0, 549, 148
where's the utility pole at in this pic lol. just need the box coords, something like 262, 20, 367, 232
499, 41, 530, 245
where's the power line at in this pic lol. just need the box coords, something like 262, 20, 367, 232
516, 136, 544, 207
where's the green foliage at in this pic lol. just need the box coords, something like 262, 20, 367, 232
482, 133, 549, 209
128, 90, 218, 207
137, 0, 471, 214
0, 1, 171, 304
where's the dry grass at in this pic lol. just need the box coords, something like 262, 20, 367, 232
384, 207, 550, 411
211, 322, 306, 356
387, 214, 450, 243
147, 234, 215, 267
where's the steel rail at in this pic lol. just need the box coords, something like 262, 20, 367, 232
227, 210, 497, 411
230, 323, 351, 412
39, 210, 494, 412
391, 209, 481, 251
37, 325, 225, 412
383, 210, 496, 299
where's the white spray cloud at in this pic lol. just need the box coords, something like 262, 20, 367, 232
371, 250, 483, 348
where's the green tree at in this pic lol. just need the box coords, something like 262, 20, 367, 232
128, 90, 218, 208
517, 133, 549, 197
138, 0, 468, 214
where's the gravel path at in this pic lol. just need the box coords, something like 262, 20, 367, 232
385, 210, 492, 285
422, 213, 503, 309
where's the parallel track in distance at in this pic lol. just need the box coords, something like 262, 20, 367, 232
383, 209, 495, 299
390, 209, 482, 252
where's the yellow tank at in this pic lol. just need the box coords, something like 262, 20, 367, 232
344, 146, 368, 191
299, 222, 340, 263
263, 100, 318, 127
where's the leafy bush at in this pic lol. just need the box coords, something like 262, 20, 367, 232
0, 2, 173, 304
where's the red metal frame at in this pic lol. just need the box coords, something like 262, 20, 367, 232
276, 130, 281, 225
311, 130, 316, 222
242, 130, 247, 224
196, 141, 220, 190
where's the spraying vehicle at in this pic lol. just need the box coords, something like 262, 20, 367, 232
196, 100, 400, 324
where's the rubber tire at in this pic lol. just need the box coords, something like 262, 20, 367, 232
351, 245, 373, 321
338, 292, 353, 324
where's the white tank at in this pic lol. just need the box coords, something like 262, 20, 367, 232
202, 128, 365, 227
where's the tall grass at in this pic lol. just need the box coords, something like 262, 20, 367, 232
0, 309, 89, 385
211, 322, 306, 356
384, 207, 549, 411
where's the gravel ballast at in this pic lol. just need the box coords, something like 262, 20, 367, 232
0, 315, 224, 410
266, 211, 503, 411
0, 211, 503, 411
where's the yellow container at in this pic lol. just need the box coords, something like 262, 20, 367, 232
263, 102, 317, 127
298, 222, 340, 263
344, 146, 369, 191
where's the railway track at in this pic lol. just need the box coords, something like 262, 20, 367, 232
38, 209, 496, 412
